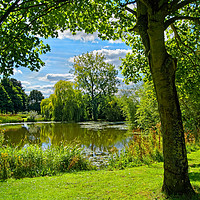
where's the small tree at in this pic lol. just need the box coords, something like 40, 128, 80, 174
73, 52, 119, 120
27, 90, 44, 113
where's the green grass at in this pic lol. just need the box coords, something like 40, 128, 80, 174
0, 113, 45, 124
1, 150, 200, 199
0, 114, 25, 123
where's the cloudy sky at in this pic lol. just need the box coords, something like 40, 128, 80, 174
12, 31, 133, 97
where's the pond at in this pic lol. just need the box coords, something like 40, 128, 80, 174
1, 122, 133, 167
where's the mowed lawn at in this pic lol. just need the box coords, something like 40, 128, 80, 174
1, 150, 200, 200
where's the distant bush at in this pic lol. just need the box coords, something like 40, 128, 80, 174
0, 143, 94, 180
27, 111, 40, 122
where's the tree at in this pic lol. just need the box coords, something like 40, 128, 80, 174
73, 52, 119, 120
10, 78, 27, 112
0, 0, 72, 76
119, 90, 139, 129
27, 90, 44, 113
0, 78, 27, 113
40, 97, 53, 120
98, 96, 124, 122
1, 0, 200, 196
136, 81, 160, 130
41, 80, 86, 122
80, 1, 199, 195
0, 83, 13, 113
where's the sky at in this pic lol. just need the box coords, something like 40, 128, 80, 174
11, 30, 133, 98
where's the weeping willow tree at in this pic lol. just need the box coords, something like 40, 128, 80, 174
41, 80, 86, 122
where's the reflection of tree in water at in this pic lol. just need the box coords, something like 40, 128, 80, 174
3, 123, 130, 152
3, 124, 42, 148
40, 123, 129, 152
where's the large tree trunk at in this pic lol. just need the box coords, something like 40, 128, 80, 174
147, 17, 194, 195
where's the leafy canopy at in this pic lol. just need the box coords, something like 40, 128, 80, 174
73, 52, 119, 120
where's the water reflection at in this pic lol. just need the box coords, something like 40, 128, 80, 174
1, 122, 131, 154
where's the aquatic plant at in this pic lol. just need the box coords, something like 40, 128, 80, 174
0, 144, 94, 180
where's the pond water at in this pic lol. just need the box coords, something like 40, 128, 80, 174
1, 122, 133, 167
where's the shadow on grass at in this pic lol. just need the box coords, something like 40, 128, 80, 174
165, 190, 200, 200
190, 172, 200, 182
190, 164, 200, 168
160, 173, 200, 200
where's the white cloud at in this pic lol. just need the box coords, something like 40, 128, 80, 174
13, 68, 22, 75
108, 39, 123, 44
68, 49, 132, 67
58, 30, 100, 42
21, 81, 31, 85
21, 81, 31, 89
57, 30, 124, 44
39, 73, 74, 82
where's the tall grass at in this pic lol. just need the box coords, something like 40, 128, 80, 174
108, 124, 163, 170
107, 123, 200, 170
0, 131, 94, 180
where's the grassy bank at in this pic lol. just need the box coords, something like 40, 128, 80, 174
1, 150, 200, 199
0, 113, 44, 124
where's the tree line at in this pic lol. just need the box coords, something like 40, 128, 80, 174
0, 78, 44, 114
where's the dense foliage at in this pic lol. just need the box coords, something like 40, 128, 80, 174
27, 90, 44, 113
41, 80, 87, 122
0, 78, 45, 115
0, 78, 27, 113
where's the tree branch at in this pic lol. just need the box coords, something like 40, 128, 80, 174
120, 1, 136, 7
164, 16, 200, 30
0, 0, 20, 26
125, 6, 137, 16
13, 3, 48, 12
170, 0, 197, 13
171, 24, 200, 71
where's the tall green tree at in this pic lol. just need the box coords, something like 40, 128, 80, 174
40, 97, 53, 120
27, 90, 44, 113
0, 78, 26, 113
73, 52, 119, 120
0, 83, 13, 113
1, 0, 200, 195
81, 1, 199, 195
41, 80, 86, 122
10, 78, 27, 112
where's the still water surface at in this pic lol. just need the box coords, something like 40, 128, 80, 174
1, 122, 132, 158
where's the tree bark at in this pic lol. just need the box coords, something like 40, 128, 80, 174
147, 15, 194, 195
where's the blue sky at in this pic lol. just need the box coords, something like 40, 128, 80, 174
11, 31, 132, 97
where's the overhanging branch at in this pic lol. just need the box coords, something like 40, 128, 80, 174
170, 0, 197, 13
125, 6, 137, 16
0, 0, 20, 26
164, 16, 200, 30
171, 24, 200, 71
